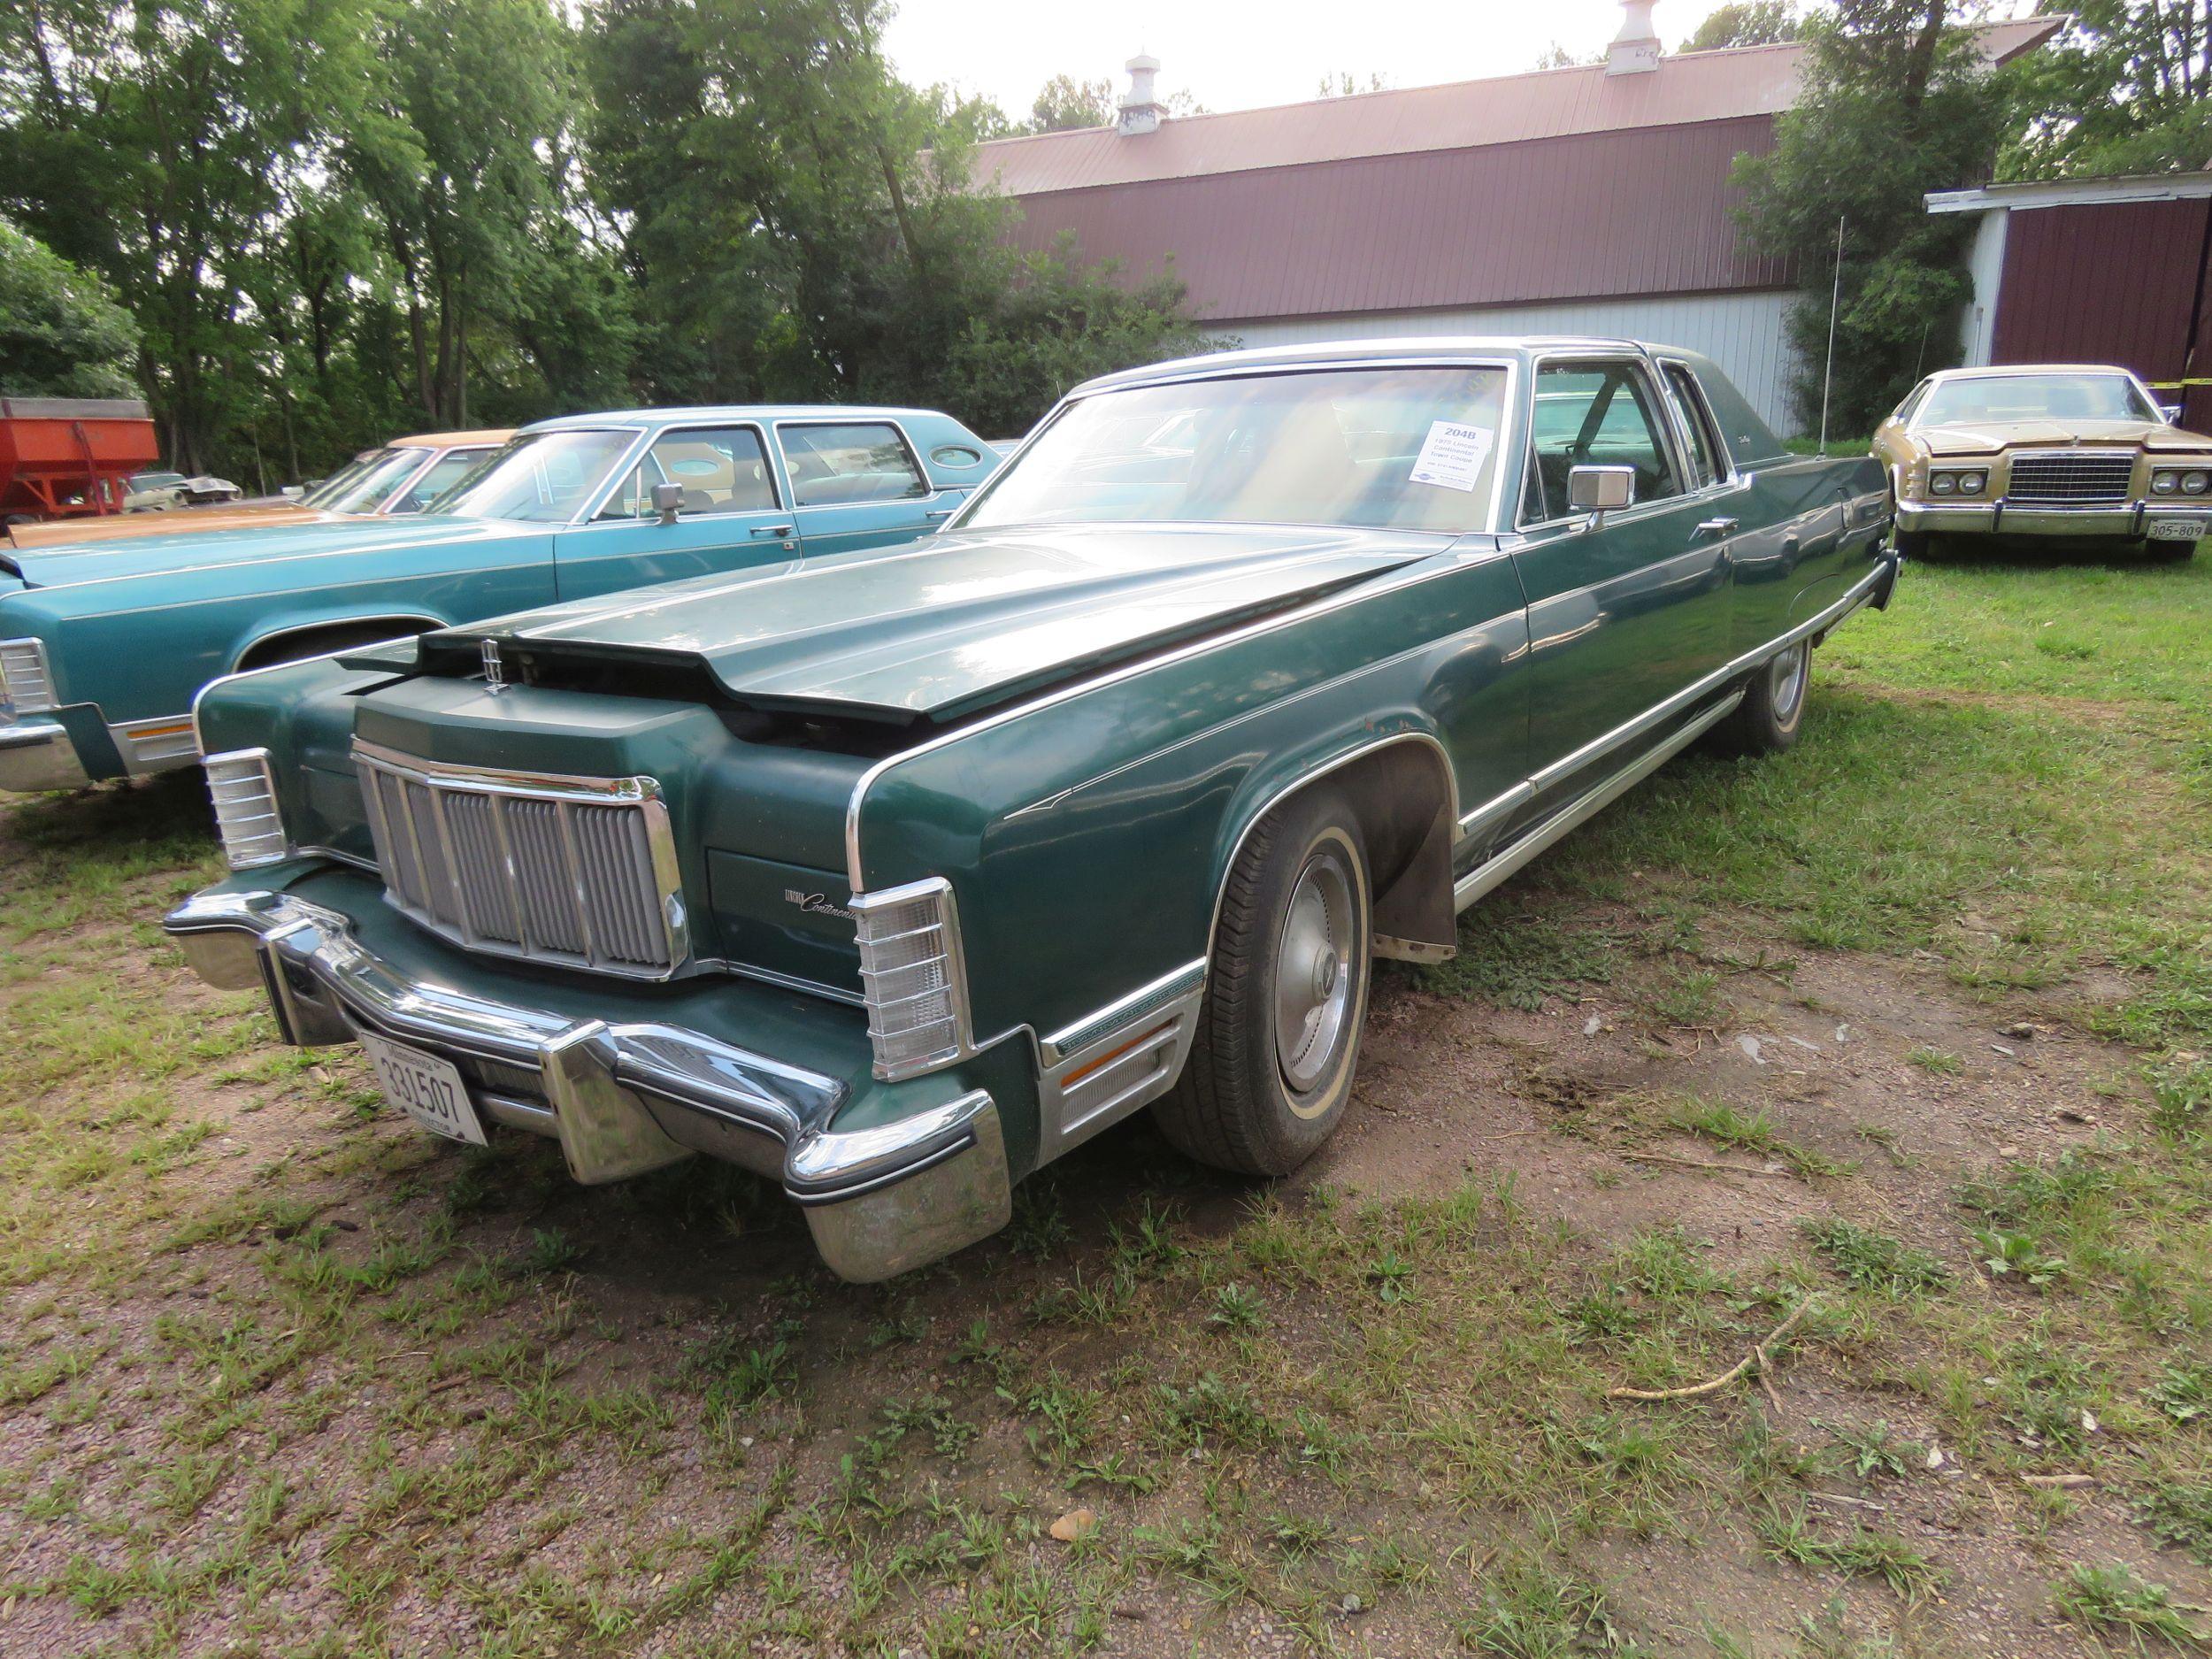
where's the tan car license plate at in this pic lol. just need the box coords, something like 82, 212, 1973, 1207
359, 1032, 486, 1145
2147, 518, 2207, 540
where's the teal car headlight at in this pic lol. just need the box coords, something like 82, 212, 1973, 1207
0, 636, 57, 716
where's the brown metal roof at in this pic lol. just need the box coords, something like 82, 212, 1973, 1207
972, 19, 2062, 198
1006, 115, 1792, 319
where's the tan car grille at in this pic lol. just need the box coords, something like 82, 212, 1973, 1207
2006, 452, 2135, 504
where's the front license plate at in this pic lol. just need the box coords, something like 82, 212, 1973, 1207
2148, 518, 2207, 540
359, 1032, 486, 1146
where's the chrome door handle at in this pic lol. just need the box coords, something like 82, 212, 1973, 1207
749, 524, 795, 538
926, 508, 957, 520
1694, 517, 1740, 539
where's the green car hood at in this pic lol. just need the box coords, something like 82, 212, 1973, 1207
0, 515, 532, 591
443, 523, 1448, 725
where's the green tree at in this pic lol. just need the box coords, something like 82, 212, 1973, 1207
1317, 71, 1388, 96
583, 0, 1208, 428
342, 0, 609, 428
0, 0, 384, 468
942, 237, 1221, 437
1026, 73, 1113, 132
2005, 3, 2212, 175
1683, 2, 1802, 52
0, 216, 140, 396
1733, 3, 2014, 434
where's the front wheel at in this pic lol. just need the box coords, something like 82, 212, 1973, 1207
1155, 787, 1372, 1177
1709, 639, 1810, 757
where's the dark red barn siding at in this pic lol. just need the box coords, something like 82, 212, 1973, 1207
1993, 198, 2212, 424
1003, 116, 1789, 322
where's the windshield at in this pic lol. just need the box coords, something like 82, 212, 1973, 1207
299, 451, 382, 509
962, 366, 1511, 534
426, 428, 637, 522
1918, 373, 2157, 426
301, 448, 425, 513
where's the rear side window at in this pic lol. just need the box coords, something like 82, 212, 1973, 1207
780, 423, 928, 506
1662, 365, 1726, 490
1523, 362, 1684, 522
599, 426, 777, 519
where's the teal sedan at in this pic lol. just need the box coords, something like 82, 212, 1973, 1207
0, 406, 997, 791
166, 339, 1894, 1280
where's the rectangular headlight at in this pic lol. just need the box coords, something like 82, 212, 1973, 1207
850, 876, 971, 1080
0, 637, 57, 716
204, 748, 288, 869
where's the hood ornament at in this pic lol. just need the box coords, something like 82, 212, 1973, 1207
480, 637, 508, 695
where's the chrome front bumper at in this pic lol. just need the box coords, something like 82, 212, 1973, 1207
163, 888, 1011, 1281
1895, 497, 2212, 539
0, 714, 92, 792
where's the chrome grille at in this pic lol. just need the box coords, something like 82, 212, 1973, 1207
354, 741, 686, 978
2006, 451, 2136, 504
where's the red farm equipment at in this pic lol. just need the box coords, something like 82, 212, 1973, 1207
0, 396, 160, 523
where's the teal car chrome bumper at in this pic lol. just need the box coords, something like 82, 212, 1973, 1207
0, 712, 92, 792
162, 876, 1011, 1282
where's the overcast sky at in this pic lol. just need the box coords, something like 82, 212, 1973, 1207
880, 0, 2045, 120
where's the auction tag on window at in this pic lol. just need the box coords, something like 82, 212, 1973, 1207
1409, 421, 1494, 492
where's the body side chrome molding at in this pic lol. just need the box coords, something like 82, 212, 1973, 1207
1454, 688, 1746, 912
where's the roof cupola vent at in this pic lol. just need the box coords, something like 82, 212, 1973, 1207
1607, 0, 1662, 74
1118, 52, 1166, 135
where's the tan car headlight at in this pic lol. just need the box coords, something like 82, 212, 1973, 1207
2153, 471, 2180, 495
1929, 472, 1956, 496
2185, 471, 2210, 495
1956, 471, 1987, 496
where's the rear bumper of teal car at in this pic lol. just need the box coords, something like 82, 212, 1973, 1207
163, 865, 1012, 1281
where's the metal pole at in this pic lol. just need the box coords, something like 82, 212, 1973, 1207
1820, 215, 1845, 449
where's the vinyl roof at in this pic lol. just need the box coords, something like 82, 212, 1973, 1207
970, 18, 2062, 199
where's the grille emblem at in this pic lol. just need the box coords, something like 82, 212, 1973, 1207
480, 637, 507, 695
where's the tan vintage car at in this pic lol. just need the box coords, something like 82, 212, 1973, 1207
4, 427, 512, 551
1873, 365, 2210, 562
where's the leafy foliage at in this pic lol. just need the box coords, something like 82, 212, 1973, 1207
1733, 2, 2016, 435
1683, 2, 1804, 53
0, 0, 1207, 479
0, 217, 139, 396
2008, 3, 2212, 176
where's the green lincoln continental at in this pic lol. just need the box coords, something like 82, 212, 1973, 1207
165, 340, 1896, 1280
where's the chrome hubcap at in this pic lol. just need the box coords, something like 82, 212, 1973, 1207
1274, 849, 1356, 1094
1770, 642, 1808, 722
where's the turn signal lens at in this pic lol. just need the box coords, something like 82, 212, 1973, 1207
204, 749, 289, 869
851, 877, 970, 1079
0, 637, 57, 715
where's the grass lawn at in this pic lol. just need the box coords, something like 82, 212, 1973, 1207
1, 546, 2208, 1656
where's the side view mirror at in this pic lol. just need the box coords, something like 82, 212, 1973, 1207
2161, 403, 2185, 425
1567, 464, 1636, 526
649, 481, 684, 524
